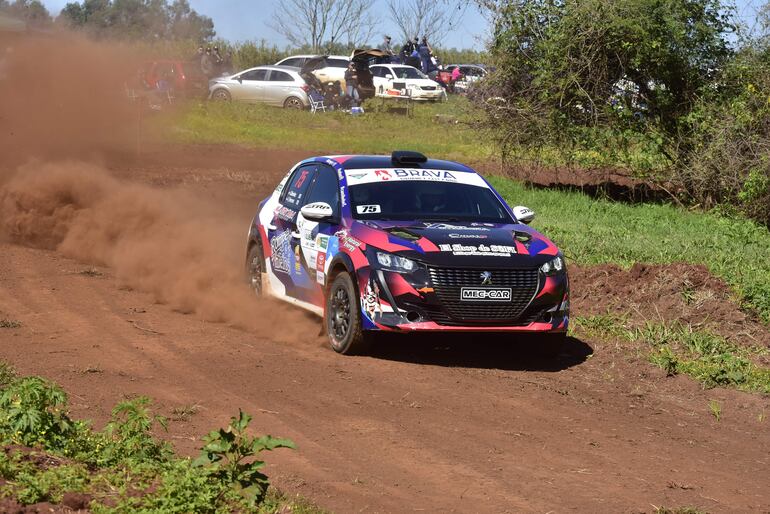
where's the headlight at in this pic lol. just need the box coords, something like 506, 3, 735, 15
540, 255, 565, 275
376, 251, 416, 273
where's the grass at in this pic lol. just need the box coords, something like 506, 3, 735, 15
489, 177, 770, 324
170, 96, 495, 162
0, 319, 22, 329
573, 315, 770, 394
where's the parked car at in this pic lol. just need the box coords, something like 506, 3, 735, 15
445, 64, 488, 93
245, 151, 570, 355
275, 54, 349, 85
208, 65, 310, 109
369, 64, 446, 101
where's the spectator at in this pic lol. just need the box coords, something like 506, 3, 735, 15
200, 47, 215, 77
418, 37, 432, 74
378, 35, 394, 64
344, 61, 360, 106
213, 46, 224, 75
191, 46, 203, 64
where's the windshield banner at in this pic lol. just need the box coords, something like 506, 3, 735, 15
345, 168, 490, 188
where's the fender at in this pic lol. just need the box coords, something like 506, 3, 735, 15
325, 252, 356, 289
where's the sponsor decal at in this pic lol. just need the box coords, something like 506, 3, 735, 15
337, 168, 344, 180
340, 186, 347, 207
448, 233, 487, 239
294, 169, 310, 188
294, 246, 301, 273
361, 276, 382, 321
348, 172, 367, 180
393, 169, 456, 181
461, 287, 512, 302
316, 235, 329, 250
317, 270, 325, 284
356, 204, 381, 214
374, 169, 392, 180
274, 205, 296, 222
270, 230, 292, 273
438, 243, 517, 257
480, 271, 493, 285
426, 223, 491, 231
417, 286, 434, 294
335, 230, 362, 252
316, 251, 326, 272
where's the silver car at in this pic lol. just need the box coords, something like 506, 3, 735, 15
208, 65, 310, 109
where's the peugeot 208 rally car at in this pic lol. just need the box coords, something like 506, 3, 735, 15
245, 151, 569, 355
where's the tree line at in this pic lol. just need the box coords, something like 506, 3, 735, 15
0, 0, 215, 41
475, 0, 770, 226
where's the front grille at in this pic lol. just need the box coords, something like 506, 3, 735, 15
421, 86, 437, 91
427, 267, 540, 325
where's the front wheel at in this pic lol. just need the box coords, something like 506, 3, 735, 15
325, 272, 369, 355
211, 88, 231, 102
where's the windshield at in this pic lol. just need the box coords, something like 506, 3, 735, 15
349, 181, 513, 222
391, 67, 426, 80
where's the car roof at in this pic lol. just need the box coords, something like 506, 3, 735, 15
327, 155, 476, 173
243, 65, 300, 73
278, 54, 348, 60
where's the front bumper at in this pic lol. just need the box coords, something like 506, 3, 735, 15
359, 265, 569, 332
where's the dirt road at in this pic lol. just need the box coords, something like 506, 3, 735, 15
0, 144, 768, 513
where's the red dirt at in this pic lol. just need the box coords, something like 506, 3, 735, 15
1, 145, 769, 514
1, 33, 769, 514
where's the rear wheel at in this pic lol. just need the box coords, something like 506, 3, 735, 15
283, 96, 304, 109
245, 244, 263, 296
326, 272, 369, 355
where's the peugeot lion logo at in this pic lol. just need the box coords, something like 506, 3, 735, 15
480, 271, 493, 285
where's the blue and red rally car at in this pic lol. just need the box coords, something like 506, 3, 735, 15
246, 151, 569, 354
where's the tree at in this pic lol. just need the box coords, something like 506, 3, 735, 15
0, 0, 52, 27
386, 0, 467, 45
269, 0, 375, 52
57, 0, 214, 41
478, 0, 735, 156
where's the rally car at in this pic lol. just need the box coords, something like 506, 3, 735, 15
245, 151, 569, 355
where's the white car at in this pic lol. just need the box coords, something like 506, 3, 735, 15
275, 55, 349, 85
369, 64, 446, 102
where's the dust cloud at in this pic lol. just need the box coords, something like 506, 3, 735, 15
0, 32, 318, 341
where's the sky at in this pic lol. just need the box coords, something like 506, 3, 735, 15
39, 0, 491, 49
39, 0, 763, 50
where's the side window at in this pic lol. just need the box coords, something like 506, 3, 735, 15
268, 70, 293, 82
240, 69, 267, 81
326, 58, 349, 68
281, 58, 301, 67
282, 165, 317, 209
304, 165, 340, 216
371, 66, 384, 78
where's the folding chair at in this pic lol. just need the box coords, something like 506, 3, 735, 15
309, 88, 326, 113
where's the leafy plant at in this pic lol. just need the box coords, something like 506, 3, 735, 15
0, 361, 16, 389
0, 377, 76, 449
97, 397, 171, 466
194, 410, 295, 506
0, 318, 21, 329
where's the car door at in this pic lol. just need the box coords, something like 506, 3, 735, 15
266, 164, 317, 298
265, 69, 297, 106
318, 57, 348, 84
370, 66, 386, 93
295, 164, 341, 297
231, 68, 268, 102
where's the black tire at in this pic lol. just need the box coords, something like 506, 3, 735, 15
211, 88, 231, 102
283, 96, 304, 110
535, 332, 567, 358
245, 243, 263, 296
325, 272, 369, 355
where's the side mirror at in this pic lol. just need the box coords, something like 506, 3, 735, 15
512, 205, 535, 224
300, 202, 334, 221
385, 74, 393, 80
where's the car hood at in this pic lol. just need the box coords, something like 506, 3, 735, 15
347, 220, 561, 268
